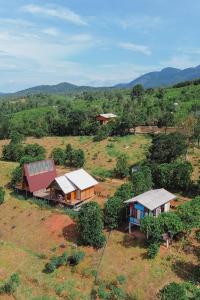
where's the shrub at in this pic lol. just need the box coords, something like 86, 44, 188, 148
0, 273, 20, 295
78, 202, 106, 248
147, 243, 160, 259
69, 250, 85, 266
159, 282, 187, 300
11, 166, 23, 187
24, 144, 45, 158
0, 187, 5, 205
44, 252, 68, 273
2, 143, 24, 162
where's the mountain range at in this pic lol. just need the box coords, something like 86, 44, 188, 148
1, 65, 200, 96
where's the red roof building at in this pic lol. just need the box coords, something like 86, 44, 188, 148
19, 160, 57, 193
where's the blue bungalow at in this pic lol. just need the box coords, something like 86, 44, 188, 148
124, 189, 176, 233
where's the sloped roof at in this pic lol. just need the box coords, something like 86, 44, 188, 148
24, 160, 56, 193
65, 169, 98, 191
124, 189, 176, 211
55, 176, 76, 194
98, 113, 117, 119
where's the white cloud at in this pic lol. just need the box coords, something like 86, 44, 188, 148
119, 15, 161, 30
160, 54, 200, 69
22, 4, 87, 26
119, 42, 151, 55
42, 27, 60, 36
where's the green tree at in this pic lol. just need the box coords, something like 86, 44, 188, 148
11, 166, 23, 187
114, 182, 134, 200
0, 187, 5, 205
78, 202, 105, 248
115, 154, 129, 178
24, 143, 46, 159
149, 133, 188, 163
177, 196, 200, 233
2, 143, 24, 162
70, 149, 85, 168
159, 282, 187, 300
51, 148, 66, 165
104, 196, 124, 229
0, 273, 20, 295
131, 84, 144, 102
131, 166, 153, 196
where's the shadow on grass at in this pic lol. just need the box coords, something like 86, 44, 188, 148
62, 224, 78, 244
172, 259, 200, 283
119, 233, 146, 249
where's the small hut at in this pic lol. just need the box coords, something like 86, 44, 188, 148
96, 113, 117, 125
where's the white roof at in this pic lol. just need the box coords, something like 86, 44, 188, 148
65, 169, 98, 191
55, 176, 76, 194
99, 113, 117, 119
124, 189, 176, 211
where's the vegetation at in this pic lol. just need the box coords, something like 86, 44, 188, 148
114, 154, 129, 178
0, 273, 20, 295
44, 252, 68, 273
159, 282, 200, 300
0, 187, 5, 205
148, 133, 188, 163
78, 202, 106, 248
131, 166, 153, 196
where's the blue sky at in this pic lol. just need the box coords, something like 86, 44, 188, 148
0, 0, 200, 92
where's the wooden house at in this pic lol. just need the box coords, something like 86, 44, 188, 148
96, 113, 117, 125
124, 189, 176, 233
48, 169, 98, 205
16, 159, 57, 195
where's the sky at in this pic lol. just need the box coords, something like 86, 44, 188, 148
0, 0, 200, 92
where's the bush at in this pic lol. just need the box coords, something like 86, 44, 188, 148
159, 282, 187, 300
44, 252, 68, 273
2, 143, 24, 162
78, 202, 106, 248
65, 144, 85, 168
24, 143, 46, 159
0, 187, 5, 205
69, 250, 85, 265
51, 148, 66, 165
0, 273, 20, 295
147, 243, 160, 259
11, 166, 23, 187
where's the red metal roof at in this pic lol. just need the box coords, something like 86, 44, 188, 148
24, 159, 57, 193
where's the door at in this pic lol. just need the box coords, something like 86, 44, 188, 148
76, 190, 81, 200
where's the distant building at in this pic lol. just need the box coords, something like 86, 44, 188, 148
124, 189, 176, 233
48, 169, 98, 205
96, 113, 117, 125
16, 159, 57, 194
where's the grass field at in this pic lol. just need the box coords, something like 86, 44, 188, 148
0, 136, 199, 299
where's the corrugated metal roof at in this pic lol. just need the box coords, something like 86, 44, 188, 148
24, 160, 56, 193
65, 169, 98, 191
99, 113, 117, 118
124, 189, 176, 211
55, 176, 76, 194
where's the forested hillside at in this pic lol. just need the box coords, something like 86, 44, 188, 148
0, 80, 199, 141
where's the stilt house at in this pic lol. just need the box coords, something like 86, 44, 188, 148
124, 189, 176, 233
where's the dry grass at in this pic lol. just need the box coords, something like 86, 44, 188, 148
0, 136, 199, 299
0, 135, 151, 173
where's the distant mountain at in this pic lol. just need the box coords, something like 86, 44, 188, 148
1, 65, 200, 96
115, 65, 200, 88
13, 82, 98, 96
